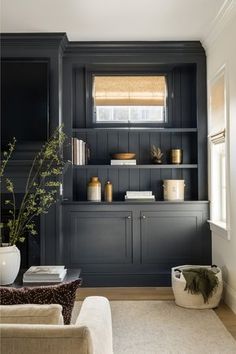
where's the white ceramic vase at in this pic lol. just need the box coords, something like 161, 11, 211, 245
0, 245, 21, 285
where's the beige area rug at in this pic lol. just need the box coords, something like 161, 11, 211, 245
73, 301, 236, 354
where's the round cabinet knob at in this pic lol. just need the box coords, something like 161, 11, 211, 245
127, 216, 131, 219
142, 215, 146, 219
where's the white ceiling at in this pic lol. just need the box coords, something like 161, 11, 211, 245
0, 0, 227, 41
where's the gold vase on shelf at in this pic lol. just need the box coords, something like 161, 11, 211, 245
170, 149, 182, 164
104, 181, 113, 202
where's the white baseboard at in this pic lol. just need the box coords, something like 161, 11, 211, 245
223, 282, 236, 314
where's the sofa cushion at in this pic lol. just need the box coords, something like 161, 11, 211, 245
0, 279, 81, 324
0, 304, 63, 324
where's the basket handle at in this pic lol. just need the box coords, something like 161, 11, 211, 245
174, 265, 218, 273
174, 268, 182, 273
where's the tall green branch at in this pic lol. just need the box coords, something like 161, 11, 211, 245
0, 138, 16, 178
2, 125, 67, 245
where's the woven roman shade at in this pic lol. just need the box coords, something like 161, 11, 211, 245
94, 76, 167, 106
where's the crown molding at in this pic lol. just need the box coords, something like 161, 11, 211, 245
202, 0, 236, 50
64, 41, 205, 56
0, 32, 68, 51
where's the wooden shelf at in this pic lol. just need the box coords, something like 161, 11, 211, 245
73, 164, 198, 169
72, 127, 197, 133
62, 200, 209, 205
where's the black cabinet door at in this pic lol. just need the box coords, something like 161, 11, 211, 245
140, 210, 204, 266
67, 211, 132, 266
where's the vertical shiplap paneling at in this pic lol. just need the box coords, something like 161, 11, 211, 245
182, 169, 197, 200
129, 169, 140, 191
139, 132, 150, 164
75, 170, 87, 201
107, 131, 119, 158
139, 169, 151, 192
181, 67, 196, 128
160, 132, 171, 164
118, 168, 130, 200
181, 133, 191, 164
118, 131, 129, 153
150, 169, 161, 200
129, 132, 139, 162
86, 131, 97, 164
172, 68, 181, 128
96, 131, 108, 163
74, 68, 86, 128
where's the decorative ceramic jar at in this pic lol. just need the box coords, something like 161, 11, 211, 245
163, 179, 185, 201
104, 181, 113, 202
87, 177, 101, 201
0, 245, 21, 285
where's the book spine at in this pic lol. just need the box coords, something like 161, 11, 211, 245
72, 138, 78, 165
71, 137, 74, 163
82, 141, 86, 165
77, 140, 81, 165
80, 140, 83, 165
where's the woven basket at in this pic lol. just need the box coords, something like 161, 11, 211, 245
171, 265, 223, 309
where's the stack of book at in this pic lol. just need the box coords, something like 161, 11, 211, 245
23, 266, 67, 284
110, 159, 136, 166
72, 138, 90, 165
125, 191, 155, 202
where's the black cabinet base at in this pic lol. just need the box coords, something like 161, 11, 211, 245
61, 202, 211, 287
81, 273, 173, 287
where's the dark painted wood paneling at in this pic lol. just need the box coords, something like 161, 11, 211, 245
67, 211, 132, 265
141, 210, 203, 265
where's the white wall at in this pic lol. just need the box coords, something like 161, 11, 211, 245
205, 13, 236, 313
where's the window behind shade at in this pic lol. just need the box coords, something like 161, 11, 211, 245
93, 75, 167, 124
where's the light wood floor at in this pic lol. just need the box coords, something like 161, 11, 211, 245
77, 287, 236, 340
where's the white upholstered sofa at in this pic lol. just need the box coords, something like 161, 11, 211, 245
0, 296, 113, 354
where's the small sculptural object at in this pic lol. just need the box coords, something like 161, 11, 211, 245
151, 145, 163, 164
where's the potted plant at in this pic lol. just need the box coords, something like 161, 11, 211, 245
150, 145, 163, 164
0, 127, 66, 285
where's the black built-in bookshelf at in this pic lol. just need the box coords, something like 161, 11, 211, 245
1, 35, 210, 286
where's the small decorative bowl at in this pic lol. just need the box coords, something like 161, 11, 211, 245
112, 153, 136, 160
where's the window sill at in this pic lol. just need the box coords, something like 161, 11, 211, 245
208, 220, 230, 240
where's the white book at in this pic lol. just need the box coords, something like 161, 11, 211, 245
126, 191, 153, 196
125, 195, 155, 200
23, 270, 67, 283
111, 159, 136, 164
24, 265, 65, 274
23, 269, 67, 282
24, 266, 65, 278
125, 199, 155, 202
111, 161, 136, 165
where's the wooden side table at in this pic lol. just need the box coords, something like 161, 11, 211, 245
2, 268, 82, 288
